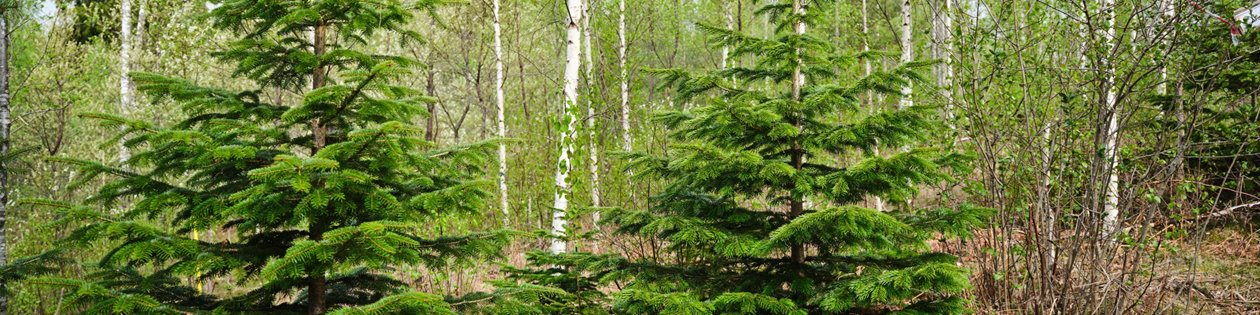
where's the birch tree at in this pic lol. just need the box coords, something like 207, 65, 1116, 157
939, 0, 954, 128
899, 0, 913, 109
552, 0, 583, 254
862, 0, 871, 84
1157, 0, 1174, 95
721, 1, 732, 69
618, 0, 630, 156
0, 8, 9, 315
493, 0, 509, 225
119, 0, 134, 164
1100, 0, 1121, 236
136, 0, 145, 50
862, 0, 887, 212
583, 0, 601, 210
618, 0, 634, 206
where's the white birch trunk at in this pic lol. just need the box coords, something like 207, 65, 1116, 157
899, 0, 913, 109
618, 0, 635, 206
118, 0, 132, 165
619, 0, 631, 155
493, 0, 509, 225
1157, 0, 1174, 95
583, 0, 601, 211
552, 0, 584, 254
581, 0, 603, 253
941, 0, 954, 129
862, 0, 871, 82
136, 0, 145, 51
119, 0, 134, 164
0, 13, 10, 315
1078, 2, 1089, 71
1040, 119, 1056, 262
721, 2, 732, 69
862, 0, 885, 212
792, 0, 805, 104
1101, 0, 1121, 237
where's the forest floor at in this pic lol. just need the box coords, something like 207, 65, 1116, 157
1164, 226, 1260, 314
962, 223, 1260, 314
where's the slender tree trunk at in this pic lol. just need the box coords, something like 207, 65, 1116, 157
721, 2, 732, 69
894, 0, 915, 213
899, 0, 913, 109
425, 68, 438, 142
583, 0, 601, 211
618, 0, 630, 150
308, 22, 329, 315
119, 0, 133, 164
552, 0, 583, 254
862, 0, 885, 212
1157, 0, 1174, 95
618, 0, 634, 203
789, 0, 805, 264
0, 11, 10, 315
941, 0, 954, 130
1100, 0, 1121, 237
1039, 115, 1056, 264
135, 0, 145, 52
1039, 2, 1061, 269
133, 0, 145, 120
862, 0, 871, 79
493, 0, 509, 226
581, 0, 603, 254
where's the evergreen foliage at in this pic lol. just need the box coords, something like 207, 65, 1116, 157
471, 251, 624, 315
570, 1, 990, 313
22, 0, 506, 313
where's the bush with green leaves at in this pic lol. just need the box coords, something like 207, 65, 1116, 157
591, 1, 991, 313
20, 0, 505, 313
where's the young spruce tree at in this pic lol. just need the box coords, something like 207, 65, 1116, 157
24, 0, 504, 313
599, 0, 991, 313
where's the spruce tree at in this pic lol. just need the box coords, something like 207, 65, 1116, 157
23, 0, 505, 313
597, 0, 991, 313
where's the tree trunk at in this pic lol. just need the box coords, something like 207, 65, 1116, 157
618, 0, 629, 149
941, 0, 954, 130
135, 0, 145, 52
582, 0, 603, 254
425, 68, 438, 142
552, 0, 583, 254
789, 0, 805, 264
119, 0, 133, 164
862, 0, 885, 212
1100, 0, 1121, 237
308, 22, 329, 315
493, 0, 509, 226
583, 0, 601, 210
618, 0, 634, 204
899, 0, 913, 110
1157, 0, 1174, 95
0, 11, 10, 315
721, 2, 732, 69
